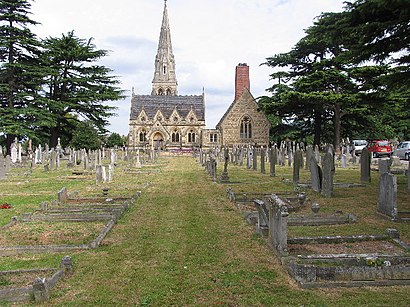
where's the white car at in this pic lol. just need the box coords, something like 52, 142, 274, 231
394, 141, 410, 160
350, 140, 368, 155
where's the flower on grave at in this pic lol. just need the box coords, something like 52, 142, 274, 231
0, 202, 12, 209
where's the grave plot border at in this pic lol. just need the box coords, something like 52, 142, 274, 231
0, 256, 73, 303
0, 219, 115, 256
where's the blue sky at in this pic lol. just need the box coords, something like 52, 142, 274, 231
30, 0, 345, 136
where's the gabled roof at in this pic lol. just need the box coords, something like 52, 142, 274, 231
130, 94, 205, 121
216, 88, 255, 128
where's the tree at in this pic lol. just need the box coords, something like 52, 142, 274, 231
39, 31, 125, 147
70, 121, 101, 150
260, 0, 410, 148
105, 132, 125, 148
0, 0, 47, 154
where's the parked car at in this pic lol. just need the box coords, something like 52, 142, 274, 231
394, 141, 410, 160
349, 140, 368, 155
367, 140, 392, 158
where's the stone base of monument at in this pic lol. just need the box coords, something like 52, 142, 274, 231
220, 172, 230, 183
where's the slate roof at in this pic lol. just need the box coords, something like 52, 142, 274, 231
130, 95, 205, 121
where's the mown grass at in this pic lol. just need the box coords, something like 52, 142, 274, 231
0, 156, 409, 306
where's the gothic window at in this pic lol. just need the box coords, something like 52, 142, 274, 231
166, 88, 172, 95
158, 88, 164, 95
139, 130, 147, 142
240, 116, 252, 140
188, 130, 196, 143
172, 131, 180, 142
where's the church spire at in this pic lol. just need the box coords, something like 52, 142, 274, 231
152, 0, 178, 96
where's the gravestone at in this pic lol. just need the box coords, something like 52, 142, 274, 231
378, 158, 392, 174
309, 156, 322, 192
17, 143, 22, 163
220, 147, 230, 183
260, 147, 266, 174
5, 155, 11, 172
247, 147, 253, 169
108, 164, 113, 182
252, 147, 258, 171
360, 147, 371, 183
293, 150, 301, 186
101, 166, 107, 183
0, 164, 5, 180
136, 149, 142, 168
270, 147, 277, 177
96, 165, 103, 184
10, 141, 18, 163
341, 154, 347, 168
377, 173, 397, 219
50, 149, 56, 170
321, 152, 334, 198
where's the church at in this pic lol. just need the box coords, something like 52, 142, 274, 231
128, 1, 270, 149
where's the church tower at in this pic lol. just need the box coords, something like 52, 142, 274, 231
151, 0, 178, 96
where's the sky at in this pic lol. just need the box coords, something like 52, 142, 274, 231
29, 0, 345, 136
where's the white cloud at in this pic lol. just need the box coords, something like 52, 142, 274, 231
29, 0, 345, 135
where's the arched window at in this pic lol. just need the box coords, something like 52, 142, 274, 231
188, 130, 196, 143
163, 65, 167, 74
240, 116, 252, 140
166, 88, 172, 95
139, 130, 147, 142
158, 88, 164, 95
172, 131, 180, 143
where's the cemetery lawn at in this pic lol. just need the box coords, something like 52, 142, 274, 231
0, 156, 409, 306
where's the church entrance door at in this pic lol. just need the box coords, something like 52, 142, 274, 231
152, 132, 164, 150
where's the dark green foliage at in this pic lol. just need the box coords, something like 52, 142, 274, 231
105, 132, 125, 148
0, 0, 49, 153
69, 121, 102, 150
40, 31, 125, 148
260, 0, 410, 147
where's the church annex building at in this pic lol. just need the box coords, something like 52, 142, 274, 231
128, 1, 270, 149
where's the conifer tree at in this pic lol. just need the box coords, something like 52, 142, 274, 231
0, 0, 46, 154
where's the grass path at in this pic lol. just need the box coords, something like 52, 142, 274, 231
41, 156, 408, 306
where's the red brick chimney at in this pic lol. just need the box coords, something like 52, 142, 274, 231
235, 63, 250, 100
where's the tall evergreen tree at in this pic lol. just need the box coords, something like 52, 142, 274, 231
40, 31, 125, 147
0, 0, 46, 154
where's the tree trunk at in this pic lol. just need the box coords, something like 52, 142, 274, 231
6, 134, 15, 156
313, 109, 322, 147
334, 104, 342, 155
50, 126, 59, 148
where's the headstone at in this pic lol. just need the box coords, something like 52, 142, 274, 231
220, 147, 230, 183
58, 187, 68, 203
10, 141, 18, 163
247, 147, 253, 169
260, 147, 266, 174
136, 149, 142, 168
5, 155, 11, 172
309, 156, 322, 192
293, 150, 301, 187
341, 154, 347, 168
377, 173, 397, 219
252, 147, 257, 171
17, 143, 22, 163
270, 147, 277, 177
33, 278, 49, 302
96, 165, 103, 184
50, 149, 56, 170
360, 147, 371, 183
102, 166, 107, 183
321, 152, 334, 198
108, 164, 113, 182
0, 164, 5, 180
378, 158, 392, 174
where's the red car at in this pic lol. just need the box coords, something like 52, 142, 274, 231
367, 140, 392, 158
